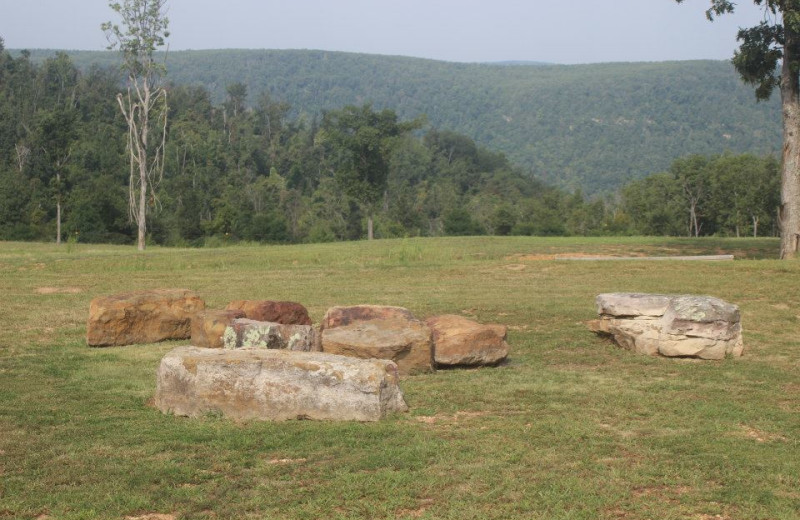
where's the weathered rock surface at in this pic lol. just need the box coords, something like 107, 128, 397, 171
589, 293, 743, 359
225, 300, 311, 326
320, 305, 416, 330
191, 309, 246, 349
321, 305, 434, 375
427, 315, 509, 366
223, 318, 319, 351
154, 347, 408, 421
87, 289, 205, 347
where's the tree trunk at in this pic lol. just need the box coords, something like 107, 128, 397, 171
780, 24, 800, 259
688, 201, 699, 237
56, 171, 62, 245
137, 87, 150, 252
753, 215, 759, 238
138, 164, 147, 251
56, 199, 62, 245
367, 215, 374, 240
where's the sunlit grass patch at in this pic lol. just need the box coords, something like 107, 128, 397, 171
0, 237, 797, 519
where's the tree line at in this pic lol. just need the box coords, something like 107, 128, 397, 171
620, 153, 779, 238
20, 48, 781, 195
0, 41, 781, 246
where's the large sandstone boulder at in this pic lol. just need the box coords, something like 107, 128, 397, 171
191, 309, 246, 349
223, 318, 319, 351
225, 300, 311, 325
320, 305, 434, 375
427, 315, 509, 367
588, 293, 743, 360
155, 347, 408, 422
87, 289, 205, 347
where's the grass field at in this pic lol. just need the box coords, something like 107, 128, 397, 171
0, 236, 797, 520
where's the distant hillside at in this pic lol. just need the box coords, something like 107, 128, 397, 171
18, 49, 782, 193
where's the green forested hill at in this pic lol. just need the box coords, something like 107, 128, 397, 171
19, 49, 782, 193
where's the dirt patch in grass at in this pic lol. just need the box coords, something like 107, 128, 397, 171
738, 424, 788, 443
508, 252, 649, 261
414, 411, 490, 425
632, 484, 691, 502
35, 286, 83, 294
395, 498, 434, 519
781, 382, 800, 394
267, 458, 308, 465
124, 515, 175, 520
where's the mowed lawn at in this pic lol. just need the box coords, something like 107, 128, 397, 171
0, 236, 797, 520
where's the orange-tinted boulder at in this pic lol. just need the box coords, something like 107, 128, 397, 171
426, 315, 509, 367
191, 309, 246, 349
87, 289, 205, 347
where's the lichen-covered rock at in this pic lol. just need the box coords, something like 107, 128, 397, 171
154, 347, 408, 422
191, 309, 246, 349
320, 305, 434, 375
589, 293, 743, 360
87, 289, 205, 347
225, 300, 311, 325
427, 314, 509, 366
223, 318, 318, 351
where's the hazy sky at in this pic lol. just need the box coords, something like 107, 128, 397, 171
0, 0, 773, 64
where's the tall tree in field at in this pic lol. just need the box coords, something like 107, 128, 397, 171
37, 53, 79, 245
102, 0, 169, 250
676, 0, 800, 258
672, 154, 710, 237
33, 108, 77, 245
321, 104, 421, 240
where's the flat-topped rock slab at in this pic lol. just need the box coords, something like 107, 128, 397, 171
320, 305, 416, 330
87, 289, 205, 347
155, 347, 408, 422
320, 305, 434, 375
589, 293, 743, 360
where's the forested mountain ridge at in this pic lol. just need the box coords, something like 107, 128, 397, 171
17, 49, 781, 193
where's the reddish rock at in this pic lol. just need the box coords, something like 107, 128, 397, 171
427, 315, 510, 367
87, 289, 205, 347
225, 300, 311, 325
191, 309, 246, 349
320, 305, 434, 375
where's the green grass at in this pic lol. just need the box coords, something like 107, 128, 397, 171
0, 236, 797, 519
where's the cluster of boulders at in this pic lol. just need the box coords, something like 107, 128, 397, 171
86, 288, 745, 422
587, 293, 744, 360
86, 289, 510, 422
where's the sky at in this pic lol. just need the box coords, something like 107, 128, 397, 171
0, 0, 774, 64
